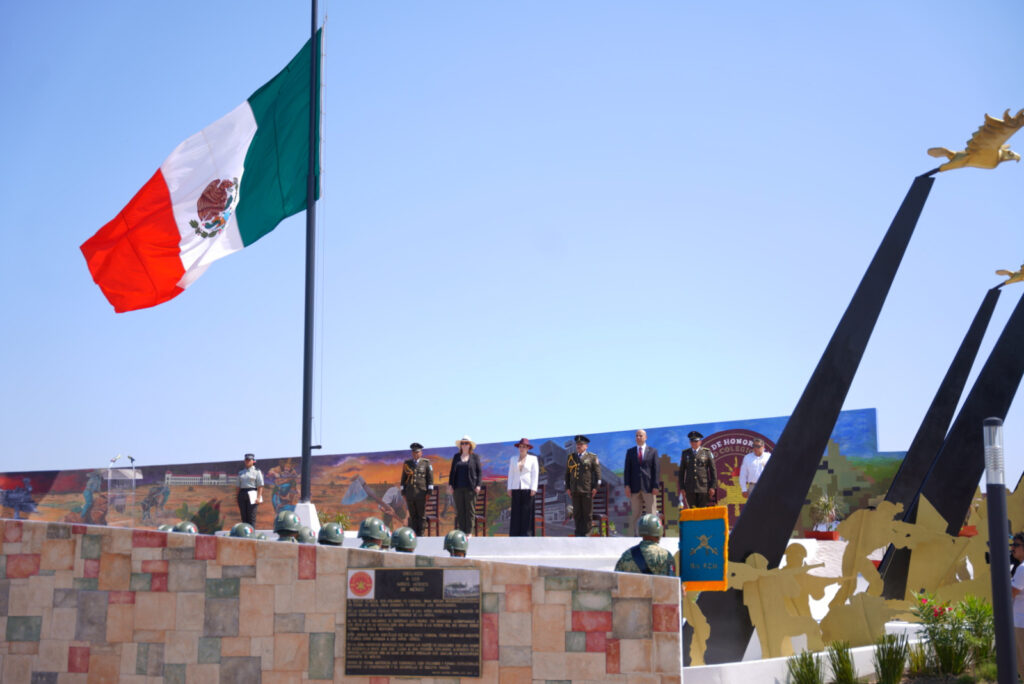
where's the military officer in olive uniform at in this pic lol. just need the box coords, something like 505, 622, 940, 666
401, 442, 434, 536
565, 435, 602, 537
614, 514, 676, 576
679, 430, 717, 508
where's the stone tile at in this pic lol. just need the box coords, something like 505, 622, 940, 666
273, 632, 308, 671
217, 537, 257, 567
532, 604, 566, 653
58, 674, 89, 684
624, 676, 660, 684
274, 580, 314, 613
308, 632, 334, 680
543, 575, 578, 592
613, 599, 652, 639
72, 577, 98, 591
7, 554, 42, 578
238, 584, 273, 637
578, 569, 617, 591
74, 591, 108, 643
573, 611, 613, 632
221, 565, 256, 579
80, 535, 102, 560
97, 553, 130, 591
305, 613, 334, 633
130, 530, 166, 549
135, 642, 164, 676
176, 591, 205, 631
4, 521, 24, 542
162, 662, 187, 684
565, 631, 586, 652
194, 535, 217, 560
505, 583, 532, 613
165, 630, 201, 663
565, 652, 608, 680
40, 540, 76, 571
251, 635, 275, 670
587, 630, 609, 653
25, 573, 56, 611
0, 579, 10, 615
139, 560, 167, 574
128, 573, 150, 591
165, 531, 195, 549
415, 555, 434, 567
105, 604, 134, 642
50, 607, 77, 640
131, 629, 165, 643
498, 666, 532, 684
103, 528, 133, 555
3, 654, 32, 683
8, 641, 40, 654
203, 597, 239, 637
652, 632, 681, 675
481, 592, 500, 613
499, 645, 532, 667
652, 603, 679, 632
46, 524, 72, 539
257, 558, 296, 585
167, 560, 205, 592
347, 548, 384, 568
532, 652, 569, 680
163, 547, 195, 560
616, 573, 653, 599
498, 611, 531, 646
149, 573, 168, 592
38, 638, 69, 670
573, 590, 613, 612
651, 577, 680, 605
220, 636, 251, 657
198, 637, 220, 664
130, 547, 162, 565
82, 559, 100, 579
7, 615, 42, 641
619, 638, 652, 673
482, 612, 498, 660
315, 545, 347, 576
186, 663, 220, 684
262, 673, 301, 684
298, 545, 316, 580
87, 651, 119, 683
490, 562, 532, 587
31, 671, 58, 684
275, 611, 306, 633
108, 590, 134, 604
205, 578, 240, 599
53, 588, 77, 609
134, 592, 176, 631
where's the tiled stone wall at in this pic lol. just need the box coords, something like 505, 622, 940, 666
0, 519, 682, 683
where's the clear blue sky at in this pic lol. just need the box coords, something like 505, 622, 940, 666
2, 2, 1023, 484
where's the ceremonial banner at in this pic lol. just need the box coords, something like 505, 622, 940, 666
679, 505, 729, 591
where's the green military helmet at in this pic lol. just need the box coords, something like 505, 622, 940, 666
357, 517, 388, 543
380, 526, 392, 550
391, 527, 417, 552
230, 523, 255, 538
637, 513, 664, 539
157, 524, 174, 532
255, 533, 268, 540
443, 529, 468, 554
297, 526, 317, 544
274, 510, 301, 535
318, 522, 344, 546
173, 520, 198, 534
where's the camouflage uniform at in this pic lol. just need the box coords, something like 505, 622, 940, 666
679, 447, 717, 508
565, 450, 601, 537
401, 456, 434, 535
614, 540, 677, 576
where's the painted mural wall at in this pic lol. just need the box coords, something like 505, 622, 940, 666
0, 408, 901, 536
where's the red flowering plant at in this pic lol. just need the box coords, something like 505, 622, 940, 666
909, 592, 970, 676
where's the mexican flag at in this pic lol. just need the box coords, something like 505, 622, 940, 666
81, 31, 321, 313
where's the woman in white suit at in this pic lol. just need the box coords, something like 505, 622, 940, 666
507, 438, 540, 536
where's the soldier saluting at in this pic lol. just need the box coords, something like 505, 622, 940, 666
679, 430, 717, 508
400, 442, 434, 536
565, 435, 601, 536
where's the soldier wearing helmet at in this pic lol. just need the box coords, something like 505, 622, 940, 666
157, 523, 174, 532
614, 513, 676, 576
274, 510, 301, 541
443, 529, 468, 557
173, 520, 198, 534
297, 526, 317, 544
318, 522, 344, 546
380, 525, 392, 551
392, 526, 417, 553
230, 522, 255, 538
358, 517, 388, 550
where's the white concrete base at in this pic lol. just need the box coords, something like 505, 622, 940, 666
292, 502, 321, 537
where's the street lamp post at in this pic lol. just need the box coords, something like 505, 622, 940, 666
983, 416, 1017, 684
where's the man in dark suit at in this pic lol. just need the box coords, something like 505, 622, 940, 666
679, 430, 717, 508
623, 429, 660, 535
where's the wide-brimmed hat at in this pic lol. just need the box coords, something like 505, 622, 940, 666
513, 438, 534, 450
456, 435, 477, 451
573, 435, 590, 444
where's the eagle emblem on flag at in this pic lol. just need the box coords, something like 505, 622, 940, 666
189, 177, 239, 238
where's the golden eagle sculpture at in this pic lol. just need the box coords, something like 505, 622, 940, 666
928, 109, 1024, 171
996, 265, 1024, 287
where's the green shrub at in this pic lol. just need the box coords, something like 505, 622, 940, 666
873, 633, 907, 684
960, 594, 995, 667
911, 592, 970, 676
974, 659, 997, 682
907, 640, 932, 677
825, 640, 856, 684
787, 649, 824, 684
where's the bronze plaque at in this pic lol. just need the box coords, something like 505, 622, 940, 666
345, 567, 481, 677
